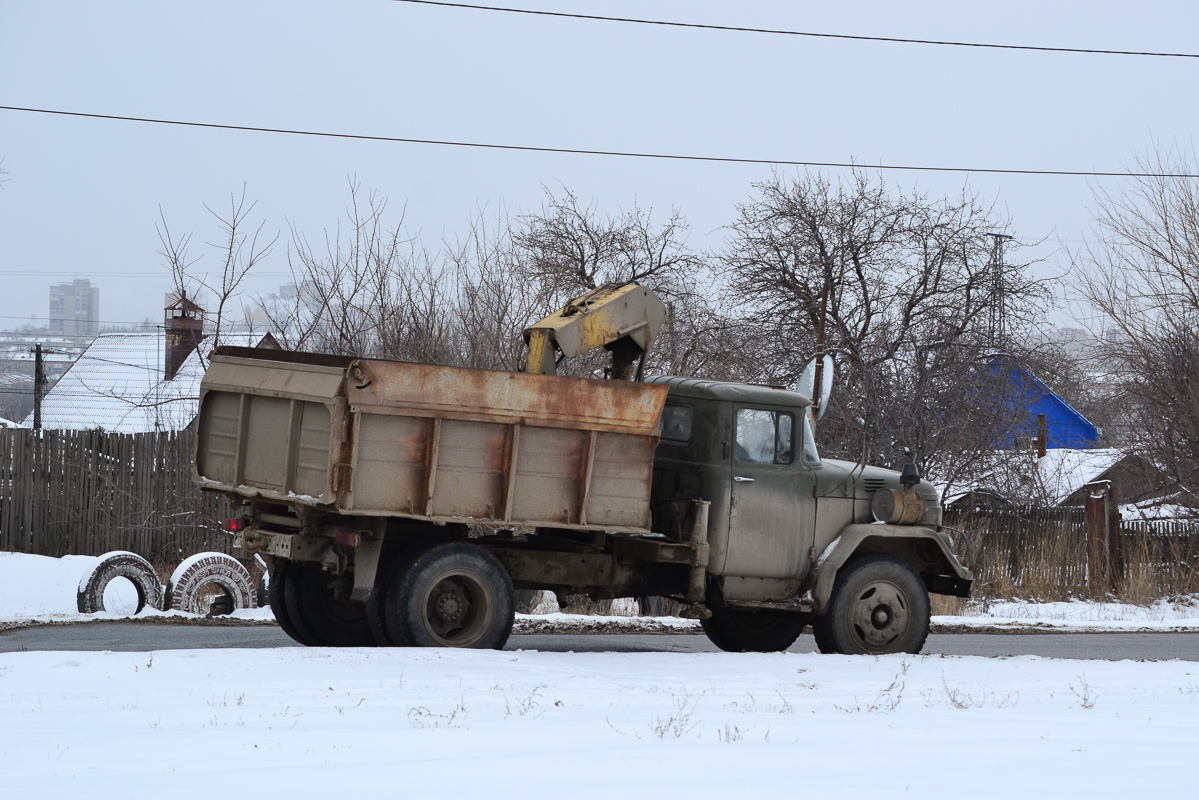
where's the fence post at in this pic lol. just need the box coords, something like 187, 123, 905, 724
1107, 485, 1125, 590
1084, 481, 1113, 593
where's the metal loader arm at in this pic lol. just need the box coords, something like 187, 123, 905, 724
523, 283, 667, 380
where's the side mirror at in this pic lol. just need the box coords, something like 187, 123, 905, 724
798, 354, 834, 421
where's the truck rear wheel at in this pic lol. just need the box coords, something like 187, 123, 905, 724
384, 543, 515, 649
368, 550, 417, 647
284, 562, 376, 647
700, 607, 806, 653
268, 560, 312, 645
814, 555, 930, 655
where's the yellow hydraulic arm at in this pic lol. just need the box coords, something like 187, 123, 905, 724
523, 283, 667, 380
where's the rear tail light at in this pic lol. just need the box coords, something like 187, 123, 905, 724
334, 529, 361, 547
225, 517, 249, 533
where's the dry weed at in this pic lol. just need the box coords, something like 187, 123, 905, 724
649, 695, 700, 739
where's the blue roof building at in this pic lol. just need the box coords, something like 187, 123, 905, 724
999, 360, 1098, 449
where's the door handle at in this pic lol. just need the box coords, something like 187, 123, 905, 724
733, 476, 755, 482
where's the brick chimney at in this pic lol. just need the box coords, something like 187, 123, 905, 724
164, 291, 205, 380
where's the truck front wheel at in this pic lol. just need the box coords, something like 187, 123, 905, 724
700, 607, 806, 653
384, 543, 515, 649
814, 556, 930, 655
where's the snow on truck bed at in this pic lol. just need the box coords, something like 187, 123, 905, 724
1, 646, 1197, 798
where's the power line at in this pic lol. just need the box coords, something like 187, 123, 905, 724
391, 0, 1199, 60
0, 313, 158, 325
1, 271, 294, 278
3, 105, 1198, 178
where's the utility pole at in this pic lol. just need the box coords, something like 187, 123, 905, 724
811, 278, 830, 424
986, 233, 1013, 349
32, 343, 44, 430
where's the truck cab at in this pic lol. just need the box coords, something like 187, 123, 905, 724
649, 376, 971, 653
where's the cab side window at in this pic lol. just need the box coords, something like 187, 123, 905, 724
659, 404, 693, 442
735, 409, 794, 465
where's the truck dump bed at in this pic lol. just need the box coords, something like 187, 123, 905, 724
194, 347, 669, 533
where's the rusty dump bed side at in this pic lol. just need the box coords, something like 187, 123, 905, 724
195, 347, 668, 533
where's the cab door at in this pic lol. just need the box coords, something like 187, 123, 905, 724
723, 406, 817, 579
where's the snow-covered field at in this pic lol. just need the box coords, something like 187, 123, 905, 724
2, 646, 1197, 798
4, 553, 1199, 796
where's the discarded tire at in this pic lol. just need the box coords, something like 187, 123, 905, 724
165, 552, 257, 615
77, 551, 164, 615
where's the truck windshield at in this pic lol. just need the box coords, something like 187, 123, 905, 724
735, 409, 794, 465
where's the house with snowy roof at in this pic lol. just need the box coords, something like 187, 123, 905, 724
944, 446, 1188, 518
23, 297, 275, 433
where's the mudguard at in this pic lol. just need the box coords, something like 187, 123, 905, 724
812, 523, 973, 614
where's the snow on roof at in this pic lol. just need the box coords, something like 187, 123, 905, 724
1036, 447, 1125, 505
940, 447, 1128, 507
22, 332, 262, 433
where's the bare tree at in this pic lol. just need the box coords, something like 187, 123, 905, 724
1076, 145, 1199, 495
514, 186, 701, 299
263, 180, 453, 361
446, 206, 549, 371
511, 186, 745, 378
723, 169, 1049, 492
158, 185, 277, 362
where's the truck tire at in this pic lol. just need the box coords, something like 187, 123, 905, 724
76, 551, 164, 615
269, 560, 312, 645
812, 614, 836, 654
700, 607, 806, 653
814, 555, 930, 655
284, 562, 375, 647
384, 542, 515, 649
367, 551, 417, 647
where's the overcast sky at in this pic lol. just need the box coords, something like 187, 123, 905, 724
2, 1, 1198, 333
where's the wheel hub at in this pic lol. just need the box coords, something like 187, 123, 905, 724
435, 591, 464, 622
848, 580, 910, 652
427, 578, 473, 639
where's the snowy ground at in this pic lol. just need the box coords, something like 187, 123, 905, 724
935, 598, 1199, 632
4, 553, 1199, 796
3, 645, 1197, 798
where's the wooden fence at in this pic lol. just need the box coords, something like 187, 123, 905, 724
3, 426, 1196, 599
944, 506, 1199, 599
0, 427, 236, 562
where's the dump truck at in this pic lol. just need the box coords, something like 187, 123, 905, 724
194, 283, 971, 653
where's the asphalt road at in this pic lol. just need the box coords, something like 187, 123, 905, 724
2, 622, 1198, 660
